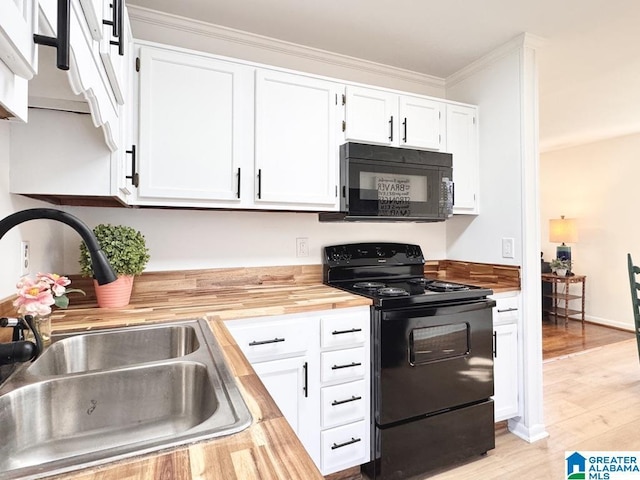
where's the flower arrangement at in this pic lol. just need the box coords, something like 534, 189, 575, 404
13, 273, 85, 316
550, 258, 572, 271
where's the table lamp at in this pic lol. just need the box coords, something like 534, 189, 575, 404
549, 215, 577, 262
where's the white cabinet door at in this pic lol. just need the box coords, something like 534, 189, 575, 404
252, 354, 320, 466
344, 85, 397, 146
0, 0, 38, 121
255, 69, 339, 209
446, 104, 479, 214
137, 46, 253, 203
493, 322, 519, 421
399, 95, 444, 151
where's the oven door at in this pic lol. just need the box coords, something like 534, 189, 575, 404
373, 299, 495, 426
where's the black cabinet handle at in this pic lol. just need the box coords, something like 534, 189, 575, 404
388, 116, 394, 141
303, 361, 308, 398
331, 395, 362, 406
332, 328, 362, 335
402, 117, 407, 142
125, 145, 138, 187
497, 307, 518, 313
236, 168, 241, 198
34, 0, 70, 71
331, 362, 361, 370
108, 0, 125, 56
257, 169, 262, 199
493, 331, 498, 358
248, 337, 284, 346
331, 437, 361, 450
102, 0, 118, 38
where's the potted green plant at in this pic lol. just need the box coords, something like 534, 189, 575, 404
550, 258, 571, 277
79, 224, 150, 307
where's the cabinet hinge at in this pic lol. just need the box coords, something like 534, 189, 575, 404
473, 116, 476, 124
135, 57, 140, 72
439, 111, 441, 119
335, 185, 338, 197
342, 93, 346, 106
342, 120, 346, 132
438, 134, 441, 144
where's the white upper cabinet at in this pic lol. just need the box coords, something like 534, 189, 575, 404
344, 85, 397, 146
344, 85, 445, 151
135, 45, 254, 206
0, 0, 38, 121
254, 69, 340, 210
445, 103, 479, 214
399, 95, 445, 150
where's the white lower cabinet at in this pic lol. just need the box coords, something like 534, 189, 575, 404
225, 306, 370, 475
490, 292, 520, 422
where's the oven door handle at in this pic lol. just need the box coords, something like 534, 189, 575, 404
382, 298, 496, 321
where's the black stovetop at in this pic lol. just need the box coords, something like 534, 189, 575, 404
323, 242, 493, 308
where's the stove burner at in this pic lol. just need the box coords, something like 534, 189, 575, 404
377, 287, 410, 297
408, 278, 434, 286
426, 281, 470, 292
353, 281, 386, 289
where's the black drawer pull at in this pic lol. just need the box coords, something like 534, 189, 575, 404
497, 307, 518, 313
249, 337, 285, 346
331, 362, 361, 370
331, 395, 362, 406
331, 437, 361, 450
332, 328, 362, 335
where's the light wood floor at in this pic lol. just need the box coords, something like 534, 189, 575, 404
426, 337, 640, 479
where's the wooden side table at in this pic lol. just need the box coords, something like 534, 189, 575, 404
541, 273, 586, 326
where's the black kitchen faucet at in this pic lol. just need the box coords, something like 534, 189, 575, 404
0, 208, 118, 368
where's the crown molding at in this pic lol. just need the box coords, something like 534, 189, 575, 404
127, 5, 445, 90
446, 32, 546, 88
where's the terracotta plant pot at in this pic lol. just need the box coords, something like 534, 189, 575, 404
94, 275, 134, 308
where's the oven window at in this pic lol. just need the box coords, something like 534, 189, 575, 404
409, 323, 470, 365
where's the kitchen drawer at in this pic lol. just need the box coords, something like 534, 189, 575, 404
226, 317, 314, 363
320, 312, 367, 349
491, 293, 520, 325
321, 420, 369, 474
321, 347, 366, 384
321, 380, 367, 428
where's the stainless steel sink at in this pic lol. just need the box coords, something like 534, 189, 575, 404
27, 323, 200, 375
0, 319, 252, 479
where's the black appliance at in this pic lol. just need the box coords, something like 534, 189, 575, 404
323, 242, 496, 480
319, 143, 454, 222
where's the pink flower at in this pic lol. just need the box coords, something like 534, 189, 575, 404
13, 273, 84, 317
38, 273, 71, 297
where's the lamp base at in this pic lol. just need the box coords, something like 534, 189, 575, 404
556, 244, 571, 261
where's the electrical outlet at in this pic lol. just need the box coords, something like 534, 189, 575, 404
296, 237, 309, 257
21, 241, 30, 275
501, 237, 514, 259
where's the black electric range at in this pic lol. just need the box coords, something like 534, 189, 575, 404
323, 242, 493, 308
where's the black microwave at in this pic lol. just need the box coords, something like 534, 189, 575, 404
319, 142, 454, 222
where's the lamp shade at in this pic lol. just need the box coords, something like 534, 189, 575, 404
549, 216, 577, 243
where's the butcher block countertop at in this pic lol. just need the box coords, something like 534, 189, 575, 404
0, 263, 519, 480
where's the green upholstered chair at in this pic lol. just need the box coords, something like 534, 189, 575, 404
626, 253, 640, 362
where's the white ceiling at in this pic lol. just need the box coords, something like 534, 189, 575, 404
127, 0, 640, 152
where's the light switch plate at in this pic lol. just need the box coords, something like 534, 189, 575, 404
501, 237, 514, 259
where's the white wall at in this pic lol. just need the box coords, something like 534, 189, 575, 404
0, 122, 65, 297
445, 48, 523, 264
540, 132, 640, 331
60, 207, 446, 274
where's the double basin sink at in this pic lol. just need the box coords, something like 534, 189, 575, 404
0, 319, 252, 479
